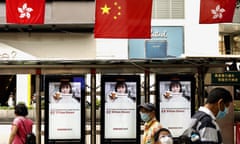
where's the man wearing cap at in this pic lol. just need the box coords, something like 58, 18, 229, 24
139, 103, 162, 144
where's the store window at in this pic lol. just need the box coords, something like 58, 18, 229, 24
0, 75, 16, 107
233, 35, 240, 55
152, 0, 185, 19
219, 35, 240, 55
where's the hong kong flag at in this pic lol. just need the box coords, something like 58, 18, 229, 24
6, 0, 45, 24
199, 0, 237, 24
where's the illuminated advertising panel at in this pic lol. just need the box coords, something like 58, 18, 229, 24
156, 74, 195, 137
101, 75, 140, 143
45, 75, 85, 143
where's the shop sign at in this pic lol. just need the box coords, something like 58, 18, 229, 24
129, 26, 184, 59
0, 51, 17, 60
0, 43, 36, 60
211, 72, 240, 84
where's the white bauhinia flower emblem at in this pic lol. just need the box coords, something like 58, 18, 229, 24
18, 3, 33, 19
211, 4, 225, 19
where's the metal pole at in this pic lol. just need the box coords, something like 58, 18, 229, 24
144, 69, 150, 103
197, 66, 207, 107
91, 68, 96, 144
35, 69, 41, 144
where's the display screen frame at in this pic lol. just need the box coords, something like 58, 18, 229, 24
100, 75, 141, 144
44, 75, 85, 143
156, 74, 196, 138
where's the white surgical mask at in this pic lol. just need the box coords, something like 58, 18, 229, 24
159, 136, 173, 144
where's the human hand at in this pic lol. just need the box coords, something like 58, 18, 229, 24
109, 92, 117, 100
53, 92, 62, 100
163, 91, 172, 99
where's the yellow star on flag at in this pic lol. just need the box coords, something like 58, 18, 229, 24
101, 4, 111, 14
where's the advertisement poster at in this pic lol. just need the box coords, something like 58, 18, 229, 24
45, 75, 85, 141
101, 75, 140, 142
156, 75, 195, 137
129, 26, 184, 59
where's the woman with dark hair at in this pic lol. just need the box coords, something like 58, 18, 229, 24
52, 81, 79, 103
169, 81, 182, 93
8, 103, 33, 144
115, 81, 128, 93
108, 81, 135, 103
154, 128, 173, 144
59, 81, 72, 94
162, 81, 190, 103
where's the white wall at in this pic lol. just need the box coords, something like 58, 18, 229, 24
96, 39, 128, 59
152, 0, 219, 57
184, 0, 219, 56
0, 33, 96, 60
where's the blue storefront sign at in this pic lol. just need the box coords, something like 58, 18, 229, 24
129, 26, 184, 59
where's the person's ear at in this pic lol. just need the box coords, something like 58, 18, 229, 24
150, 111, 156, 118
217, 98, 225, 111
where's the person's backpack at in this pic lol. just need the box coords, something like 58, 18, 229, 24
25, 132, 36, 144
20, 118, 36, 144
179, 111, 208, 144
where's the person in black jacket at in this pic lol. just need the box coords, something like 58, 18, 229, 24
186, 88, 233, 143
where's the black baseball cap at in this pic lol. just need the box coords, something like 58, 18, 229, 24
138, 103, 156, 111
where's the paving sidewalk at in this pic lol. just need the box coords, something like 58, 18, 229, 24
0, 124, 98, 144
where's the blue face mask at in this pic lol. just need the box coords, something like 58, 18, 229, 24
216, 107, 229, 119
140, 112, 151, 122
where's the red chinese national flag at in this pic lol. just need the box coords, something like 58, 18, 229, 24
94, 0, 153, 38
6, 0, 45, 24
199, 0, 236, 24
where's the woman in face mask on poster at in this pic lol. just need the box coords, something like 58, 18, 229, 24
138, 103, 163, 144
